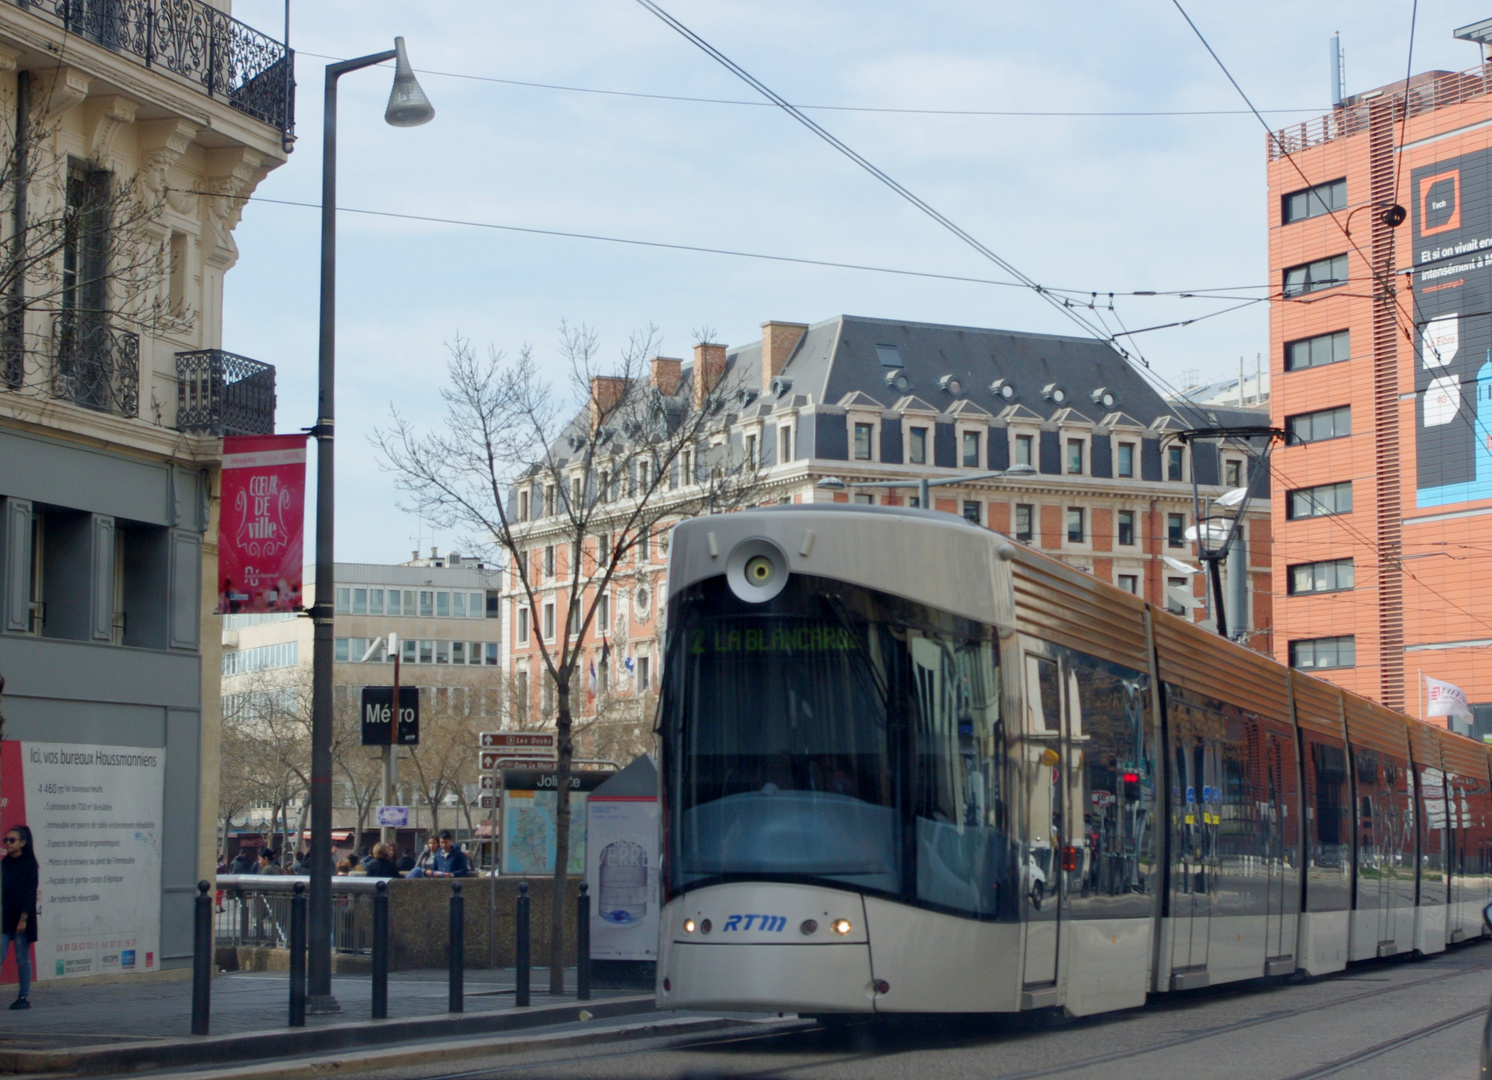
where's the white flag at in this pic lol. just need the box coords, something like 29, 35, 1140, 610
1425, 675, 1473, 721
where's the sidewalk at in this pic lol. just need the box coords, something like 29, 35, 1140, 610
0, 967, 657, 1075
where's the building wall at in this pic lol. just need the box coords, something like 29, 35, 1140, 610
1268, 63, 1492, 727
0, 3, 286, 971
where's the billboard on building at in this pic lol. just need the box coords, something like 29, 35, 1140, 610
218, 434, 307, 613
0, 741, 164, 982
1412, 147, 1492, 506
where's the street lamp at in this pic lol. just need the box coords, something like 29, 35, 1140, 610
308, 37, 433, 1015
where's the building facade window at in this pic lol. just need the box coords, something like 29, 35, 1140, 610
1014, 503, 1034, 543
1117, 441, 1135, 478
1283, 253, 1348, 297
962, 500, 981, 524
518, 490, 530, 521
638, 655, 651, 692
854, 493, 874, 505
1066, 507, 1085, 543
1287, 405, 1351, 445
1167, 513, 1185, 548
745, 433, 758, 468
1166, 446, 1185, 482
1014, 433, 1034, 468
1117, 510, 1135, 546
962, 431, 981, 468
1118, 574, 1139, 594
1066, 438, 1084, 475
335, 587, 350, 614
908, 426, 929, 464
1287, 481, 1352, 520
1289, 635, 1355, 670
779, 425, 793, 462
543, 545, 555, 578
1282, 178, 1346, 224
1289, 557, 1354, 595
1166, 576, 1188, 615
420, 590, 434, 617
1224, 459, 1243, 488
854, 423, 874, 460
1285, 329, 1350, 372
542, 602, 556, 640
596, 591, 610, 633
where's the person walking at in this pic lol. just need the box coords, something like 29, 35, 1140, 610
1, 825, 38, 1010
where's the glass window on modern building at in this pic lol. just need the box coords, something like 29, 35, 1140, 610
1287, 481, 1352, 520
1285, 329, 1350, 372
1289, 635, 1355, 670
1287, 405, 1351, 445
1283, 253, 1348, 297
854, 423, 874, 460
1282, 178, 1346, 224
1288, 557, 1354, 595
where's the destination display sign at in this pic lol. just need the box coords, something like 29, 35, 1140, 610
479, 732, 555, 750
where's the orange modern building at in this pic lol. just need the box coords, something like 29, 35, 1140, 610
1269, 26, 1492, 735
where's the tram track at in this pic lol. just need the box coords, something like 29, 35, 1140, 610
409, 953, 1492, 1080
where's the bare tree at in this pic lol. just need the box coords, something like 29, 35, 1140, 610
404, 687, 481, 839
376, 322, 764, 993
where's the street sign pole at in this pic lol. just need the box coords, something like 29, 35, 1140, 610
382, 634, 400, 848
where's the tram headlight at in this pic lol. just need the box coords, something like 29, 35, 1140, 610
683, 919, 696, 934
725, 538, 790, 603
832, 918, 852, 936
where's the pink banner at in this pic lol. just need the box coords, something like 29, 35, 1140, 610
218, 434, 307, 613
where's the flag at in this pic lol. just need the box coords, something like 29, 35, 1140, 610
600, 640, 610, 666
588, 660, 597, 705
1426, 675, 1473, 721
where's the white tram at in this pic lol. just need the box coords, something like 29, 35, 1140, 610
655, 505, 1492, 1016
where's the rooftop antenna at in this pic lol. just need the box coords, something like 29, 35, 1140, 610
1331, 33, 1345, 107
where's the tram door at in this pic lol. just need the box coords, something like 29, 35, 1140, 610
1022, 652, 1064, 988
1262, 730, 1298, 964
1168, 704, 1215, 976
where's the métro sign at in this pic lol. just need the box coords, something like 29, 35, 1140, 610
360, 686, 419, 746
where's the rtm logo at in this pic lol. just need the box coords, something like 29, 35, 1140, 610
722, 915, 786, 932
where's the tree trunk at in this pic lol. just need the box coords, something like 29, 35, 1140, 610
550, 675, 573, 996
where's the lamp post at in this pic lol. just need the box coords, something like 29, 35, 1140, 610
308, 38, 433, 1013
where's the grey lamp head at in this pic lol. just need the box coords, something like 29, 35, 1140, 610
385, 37, 435, 128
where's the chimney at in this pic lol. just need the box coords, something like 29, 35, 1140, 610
761, 321, 807, 394
589, 375, 630, 429
650, 356, 682, 395
692, 342, 727, 410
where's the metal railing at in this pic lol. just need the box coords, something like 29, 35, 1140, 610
215, 875, 378, 955
176, 348, 275, 435
1270, 64, 1492, 159
14, 0, 294, 134
51, 310, 139, 417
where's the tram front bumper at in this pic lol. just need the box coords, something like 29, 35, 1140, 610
660, 940, 877, 1013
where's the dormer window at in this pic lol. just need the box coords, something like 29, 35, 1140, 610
855, 422, 874, 460
1066, 438, 1085, 475
1117, 442, 1136, 478
1167, 446, 1186, 482
1014, 433, 1034, 467
875, 344, 903, 367
962, 430, 981, 467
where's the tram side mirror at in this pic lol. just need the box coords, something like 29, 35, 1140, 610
1483, 901, 1492, 934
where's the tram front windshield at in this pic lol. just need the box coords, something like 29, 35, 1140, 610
663, 574, 1009, 916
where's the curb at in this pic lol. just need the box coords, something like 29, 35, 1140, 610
110, 1015, 756, 1080
0, 995, 657, 1076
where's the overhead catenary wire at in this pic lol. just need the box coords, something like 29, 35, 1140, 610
294, 50, 1321, 120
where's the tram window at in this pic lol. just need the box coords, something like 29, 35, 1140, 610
1025, 655, 1060, 734
1066, 656, 1153, 918
1304, 737, 1350, 915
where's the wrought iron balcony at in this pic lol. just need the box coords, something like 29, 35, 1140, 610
175, 348, 275, 436
15, 0, 295, 135
51, 310, 139, 417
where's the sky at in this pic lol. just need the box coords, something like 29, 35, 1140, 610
221, 0, 1486, 564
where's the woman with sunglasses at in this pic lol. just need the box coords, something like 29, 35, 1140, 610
1, 826, 37, 1009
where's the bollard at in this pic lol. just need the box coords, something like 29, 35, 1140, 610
191, 880, 212, 1036
515, 881, 530, 1008
577, 881, 591, 1002
371, 880, 389, 1020
289, 882, 307, 1027
449, 882, 464, 1013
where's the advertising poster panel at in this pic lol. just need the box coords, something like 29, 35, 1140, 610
499, 770, 610, 876
218, 434, 307, 613
0, 742, 164, 982
583, 756, 658, 962
1411, 147, 1492, 506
